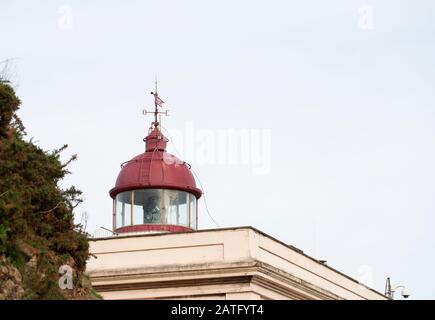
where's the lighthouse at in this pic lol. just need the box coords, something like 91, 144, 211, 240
86, 88, 387, 300
109, 89, 202, 234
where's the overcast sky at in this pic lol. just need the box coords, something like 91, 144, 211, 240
1, 0, 435, 299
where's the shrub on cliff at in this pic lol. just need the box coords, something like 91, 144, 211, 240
0, 80, 98, 299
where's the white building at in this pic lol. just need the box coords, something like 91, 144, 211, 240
87, 227, 386, 300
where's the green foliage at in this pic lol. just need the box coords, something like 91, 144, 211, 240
0, 81, 97, 299
0, 224, 9, 251
6, 245, 27, 271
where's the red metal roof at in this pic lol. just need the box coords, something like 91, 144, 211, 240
109, 128, 202, 199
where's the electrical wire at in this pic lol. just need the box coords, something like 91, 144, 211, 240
191, 167, 220, 228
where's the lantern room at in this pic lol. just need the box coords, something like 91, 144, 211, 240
109, 90, 202, 234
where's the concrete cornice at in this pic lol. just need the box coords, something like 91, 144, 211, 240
88, 259, 343, 300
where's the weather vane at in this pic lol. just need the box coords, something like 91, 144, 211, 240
143, 77, 169, 129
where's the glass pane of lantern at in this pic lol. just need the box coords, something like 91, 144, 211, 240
141, 189, 162, 224
177, 192, 188, 227
133, 190, 148, 225
166, 190, 188, 226
189, 194, 197, 229
166, 190, 177, 225
115, 191, 132, 228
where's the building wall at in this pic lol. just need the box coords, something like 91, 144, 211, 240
86, 227, 387, 300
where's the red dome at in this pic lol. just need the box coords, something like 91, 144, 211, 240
109, 128, 202, 199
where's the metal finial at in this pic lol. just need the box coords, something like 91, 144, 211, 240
143, 80, 168, 130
